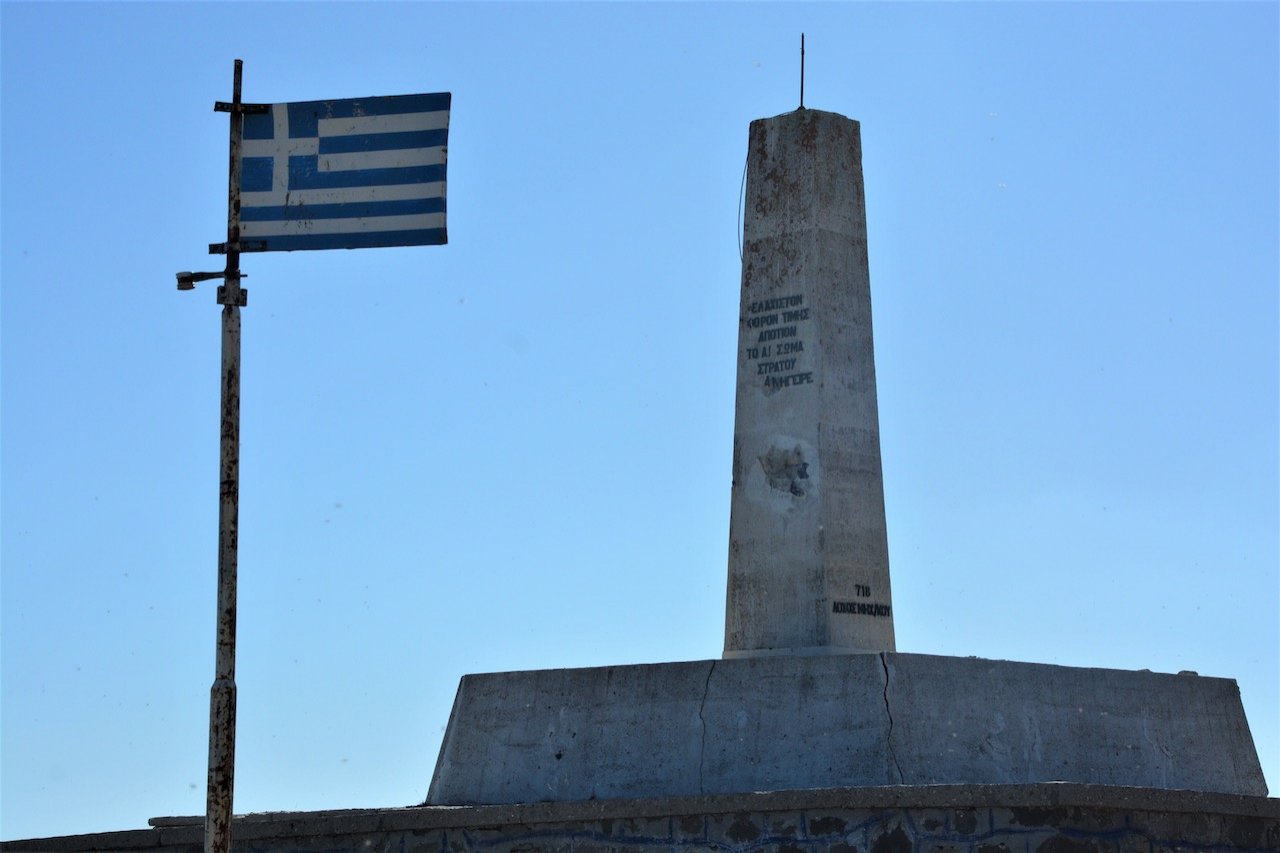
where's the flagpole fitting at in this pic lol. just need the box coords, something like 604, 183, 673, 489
214, 101, 270, 115
176, 270, 246, 292
209, 240, 267, 255
217, 284, 249, 306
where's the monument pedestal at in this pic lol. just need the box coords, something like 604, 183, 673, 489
426, 653, 1266, 805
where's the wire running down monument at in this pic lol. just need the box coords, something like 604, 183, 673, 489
426, 107, 1266, 806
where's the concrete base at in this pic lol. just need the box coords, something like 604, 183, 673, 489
7, 785, 1279, 852
427, 653, 1267, 805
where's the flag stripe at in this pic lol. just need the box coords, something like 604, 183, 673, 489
242, 228, 447, 252
242, 137, 319, 158
241, 212, 445, 237
285, 94, 451, 138
319, 147, 445, 172
306, 92, 450, 120
287, 156, 445, 189
241, 181, 445, 207
318, 129, 447, 154
318, 111, 449, 136
241, 197, 444, 222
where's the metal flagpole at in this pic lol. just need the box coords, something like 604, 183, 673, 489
206, 57, 248, 853
176, 63, 448, 853
176, 57, 256, 853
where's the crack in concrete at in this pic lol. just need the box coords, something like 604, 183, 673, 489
697, 660, 716, 793
880, 652, 905, 784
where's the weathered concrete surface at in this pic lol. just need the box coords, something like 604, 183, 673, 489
726, 108, 895, 657
7, 785, 1277, 852
426, 653, 1267, 806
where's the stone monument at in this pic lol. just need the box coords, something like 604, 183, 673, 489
726, 108, 893, 657
424, 107, 1266, 806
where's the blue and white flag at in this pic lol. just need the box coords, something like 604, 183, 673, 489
238, 92, 449, 251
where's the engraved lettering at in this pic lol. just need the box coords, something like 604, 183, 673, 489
763, 371, 813, 391
832, 601, 892, 618
756, 358, 798, 375
757, 325, 798, 343
747, 294, 804, 314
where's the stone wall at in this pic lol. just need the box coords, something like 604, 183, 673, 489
6, 785, 1276, 853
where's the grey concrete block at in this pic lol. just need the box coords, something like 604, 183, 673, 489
427, 653, 1267, 805
883, 655, 1264, 793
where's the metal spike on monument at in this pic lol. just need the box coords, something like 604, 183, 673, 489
174, 60, 450, 853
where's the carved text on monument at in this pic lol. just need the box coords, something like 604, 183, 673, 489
832, 601, 892, 617
832, 583, 891, 619
744, 293, 814, 392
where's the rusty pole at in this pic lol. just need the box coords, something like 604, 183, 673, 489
207, 57, 247, 853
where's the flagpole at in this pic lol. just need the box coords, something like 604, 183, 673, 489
207, 57, 248, 853
177, 68, 447, 853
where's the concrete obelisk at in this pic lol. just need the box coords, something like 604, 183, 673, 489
725, 108, 895, 656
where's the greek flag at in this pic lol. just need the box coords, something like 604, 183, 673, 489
238, 93, 449, 251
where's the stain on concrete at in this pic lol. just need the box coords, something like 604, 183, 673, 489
727, 813, 761, 843
1035, 835, 1100, 853
1012, 807, 1072, 827
871, 824, 913, 853
1226, 816, 1272, 848
759, 445, 809, 496
810, 815, 848, 836
953, 809, 979, 835
677, 815, 703, 837
927, 845, 965, 853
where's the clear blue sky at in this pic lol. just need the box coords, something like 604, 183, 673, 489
2, 1, 1276, 841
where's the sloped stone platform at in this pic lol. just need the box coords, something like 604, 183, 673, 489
427, 652, 1266, 805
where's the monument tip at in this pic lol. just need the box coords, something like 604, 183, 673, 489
799, 33, 805, 110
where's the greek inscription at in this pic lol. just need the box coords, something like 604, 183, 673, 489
757, 325, 798, 343
833, 601, 892, 618
746, 314, 780, 329
748, 295, 804, 314
756, 358, 797, 375
764, 372, 813, 391
743, 293, 814, 394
